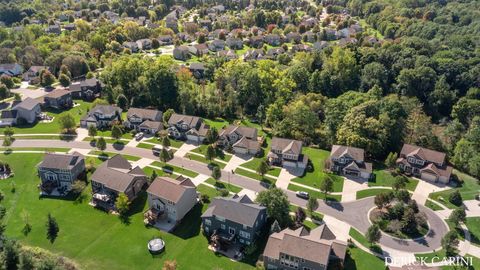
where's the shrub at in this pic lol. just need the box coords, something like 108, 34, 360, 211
448, 190, 463, 206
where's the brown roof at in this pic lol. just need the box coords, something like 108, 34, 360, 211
127, 108, 162, 121
219, 125, 257, 139
91, 155, 145, 193
263, 225, 347, 266
147, 176, 196, 203
330, 145, 365, 161
38, 152, 84, 170
45, 89, 71, 99
270, 137, 303, 155
232, 137, 261, 151
400, 144, 446, 164
168, 113, 202, 128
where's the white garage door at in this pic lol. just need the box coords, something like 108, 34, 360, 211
421, 172, 437, 182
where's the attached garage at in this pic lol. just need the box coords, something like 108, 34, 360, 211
421, 171, 438, 182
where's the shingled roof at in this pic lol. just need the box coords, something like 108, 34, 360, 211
127, 107, 162, 121
330, 145, 365, 161
201, 194, 265, 227
91, 155, 145, 193
271, 137, 303, 155
38, 152, 84, 170
399, 144, 446, 164
147, 176, 196, 203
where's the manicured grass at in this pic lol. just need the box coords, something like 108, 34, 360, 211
204, 178, 242, 194
4, 147, 70, 153
287, 183, 341, 202
289, 204, 324, 222
429, 170, 480, 209
291, 147, 344, 192
369, 168, 419, 191
302, 219, 318, 230
0, 100, 91, 134
348, 227, 383, 254
425, 199, 444, 211
234, 167, 276, 185
441, 254, 480, 270
203, 118, 230, 130
465, 217, 480, 247
145, 137, 184, 148
344, 246, 385, 270
239, 158, 281, 177
150, 161, 199, 178
0, 153, 256, 270
4, 135, 64, 140
356, 188, 392, 199
191, 144, 232, 162
136, 143, 154, 150
88, 151, 141, 161
186, 153, 226, 169
197, 184, 231, 199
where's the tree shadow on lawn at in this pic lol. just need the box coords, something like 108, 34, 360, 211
112, 142, 125, 150
172, 204, 202, 240
120, 191, 148, 225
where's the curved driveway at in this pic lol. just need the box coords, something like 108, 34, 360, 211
7, 139, 449, 253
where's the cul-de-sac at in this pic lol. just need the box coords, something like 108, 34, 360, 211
0, 0, 479, 269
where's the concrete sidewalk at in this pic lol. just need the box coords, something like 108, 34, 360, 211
412, 180, 450, 205
174, 143, 198, 158
276, 169, 296, 190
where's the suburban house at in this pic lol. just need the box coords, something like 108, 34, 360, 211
144, 175, 198, 231
226, 37, 243, 50
167, 113, 209, 143
189, 43, 209, 57
244, 49, 266, 61
136, 39, 152, 50
396, 144, 453, 184
124, 107, 163, 134
327, 145, 373, 180
249, 36, 264, 48
80, 104, 121, 128
263, 225, 347, 270
91, 155, 147, 210
268, 137, 308, 173
208, 39, 226, 52
285, 32, 301, 43
68, 78, 102, 100
43, 89, 73, 109
264, 34, 282, 46
173, 46, 191, 61
38, 152, 86, 196
0, 98, 42, 126
0, 63, 23, 77
158, 35, 173, 45
45, 24, 61, 35
22, 66, 49, 81
189, 63, 206, 79
201, 194, 267, 247
218, 125, 261, 155
217, 50, 238, 60
123, 41, 139, 53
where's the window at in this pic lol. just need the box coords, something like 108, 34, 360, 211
229, 227, 235, 235
239, 230, 250, 239
407, 157, 415, 163
220, 224, 226, 230
215, 216, 225, 222
204, 219, 211, 226
415, 159, 424, 165
205, 227, 209, 233
303, 267, 311, 270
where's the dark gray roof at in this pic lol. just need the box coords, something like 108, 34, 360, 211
12, 98, 41, 111
201, 194, 265, 227
91, 155, 145, 193
38, 152, 84, 170
0, 110, 17, 119
127, 108, 162, 121
89, 105, 121, 116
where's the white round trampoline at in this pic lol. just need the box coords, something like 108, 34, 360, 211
148, 238, 165, 254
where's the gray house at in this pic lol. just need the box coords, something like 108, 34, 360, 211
268, 137, 308, 173
0, 63, 23, 77
201, 194, 267, 247
264, 34, 282, 46
167, 113, 209, 143
23, 65, 49, 82
263, 225, 347, 270
173, 46, 191, 61
80, 105, 121, 128
91, 155, 147, 210
218, 125, 261, 155
226, 37, 243, 50
5, 98, 42, 125
327, 145, 372, 180
144, 175, 198, 231
43, 89, 73, 109
68, 78, 102, 100
38, 152, 86, 196
124, 107, 163, 134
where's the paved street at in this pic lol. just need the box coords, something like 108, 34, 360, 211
7, 139, 450, 253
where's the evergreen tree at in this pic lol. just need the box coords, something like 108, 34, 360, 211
46, 213, 59, 243
96, 137, 107, 152
211, 166, 221, 180
160, 148, 171, 162
205, 145, 215, 161
366, 224, 381, 244
256, 160, 269, 176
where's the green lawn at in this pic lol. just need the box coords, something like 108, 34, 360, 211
4, 147, 70, 153
191, 144, 232, 162
204, 178, 242, 194
96, 130, 133, 140
88, 151, 141, 161
137, 143, 154, 150
0, 153, 255, 270
203, 118, 230, 130
465, 217, 480, 247
197, 184, 231, 199
0, 100, 91, 134
234, 167, 276, 185
348, 227, 383, 254
4, 135, 64, 140
150, 161, 199, 178
287, 183, 341, 202
344, 246, 385, 270
429, 170, 480, 209
145, 137, 184, 148
441, 254, 480, 270
425, 199, 444, 211
369, 168, 419, 191
239, 158, 281, 177
186, 153, 226, 169
356, 188, 392, 199
291, 147, 344, 192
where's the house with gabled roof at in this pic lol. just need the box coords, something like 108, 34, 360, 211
38, 152, 85, 196
43, 89, 73, 109
173, 45, 191, 61
201, 194, 267, 247
218, 125, 261, 155
226, 37, 243, 50
80, 104, 121, 128
1, 98, 42, 125
144, 175, 198, 231
263, 225, 347, 270
124, 107, 163, 134
68, 78, 102, 100
268, 137, 308, 173
396, 144, 452, 184
327, 145, 372, 180
23, 66, 49, 82
91, 155, 147, 210
0, 63, 23, 77
167, 113, 209, 143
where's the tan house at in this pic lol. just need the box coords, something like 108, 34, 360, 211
268, 137, 308, 173
396, 144, 452, 184
144, 175, 198, 231
263, 225, 347, 270
167, 113, 209, 143
327, 145, 372, 180
218, 125, 261, 155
